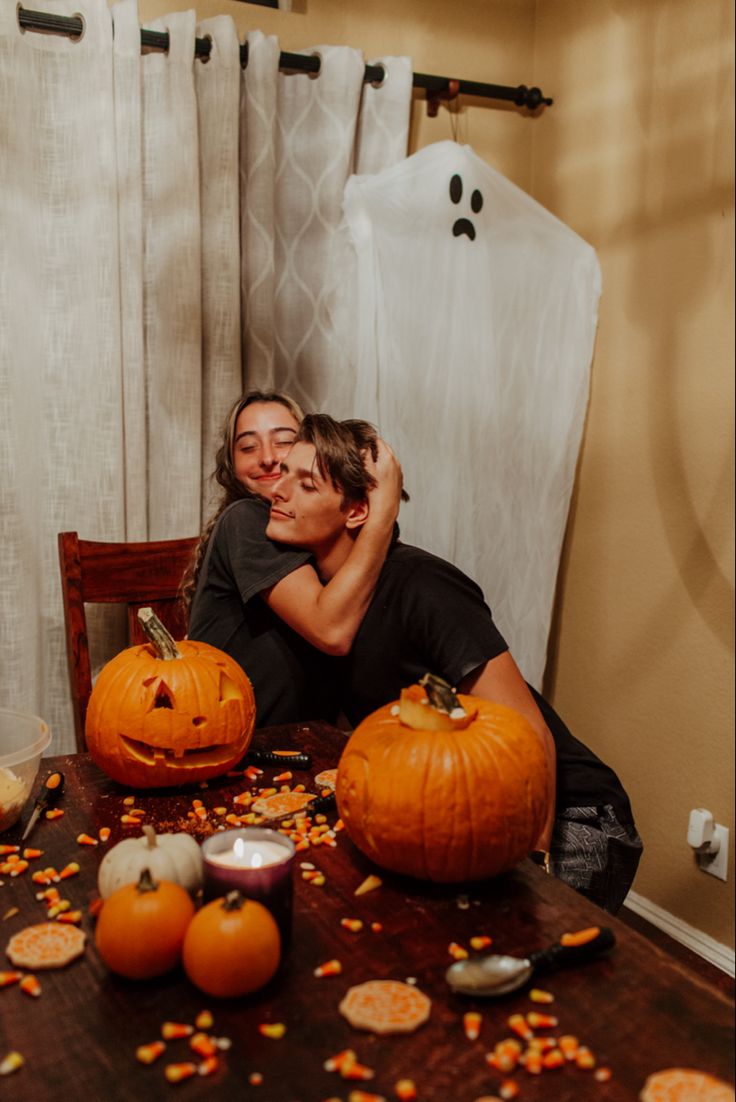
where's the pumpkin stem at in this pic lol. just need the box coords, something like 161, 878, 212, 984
398, 674, 477, 732
419, 673, 461, 714
222, 891, 246, 912
137, 607, 181, 660
136, 867, 160, 893
142, 825, 158, 849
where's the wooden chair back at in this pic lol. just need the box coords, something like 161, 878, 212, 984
58, 531, 198, 751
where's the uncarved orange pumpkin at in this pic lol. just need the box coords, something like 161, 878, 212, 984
95, 868, 195, 979
85, 637, 256, 788
335, 682, 549, 883
182, 892, 281, 998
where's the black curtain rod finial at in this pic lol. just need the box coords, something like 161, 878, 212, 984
515, 85, 554, 110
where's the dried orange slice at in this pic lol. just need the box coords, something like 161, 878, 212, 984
640, 1069, 735, 1102
339, 979, 431, 1034
314, 769, 337, 791
6, 922, 86, 970
251, 792, 316, 820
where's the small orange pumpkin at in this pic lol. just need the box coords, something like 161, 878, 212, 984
85, 609, 256, 788
182, 892, 280, 998
95, 868, 195, 979
336, 675, 549, 883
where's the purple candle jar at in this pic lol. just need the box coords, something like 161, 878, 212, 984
201, 828, 296, 946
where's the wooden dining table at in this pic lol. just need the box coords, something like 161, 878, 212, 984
0, 720, 733, 1102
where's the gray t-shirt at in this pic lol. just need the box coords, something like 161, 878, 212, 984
188, 498, 340, 726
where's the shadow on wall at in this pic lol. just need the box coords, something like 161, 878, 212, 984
544, 0, 734, 700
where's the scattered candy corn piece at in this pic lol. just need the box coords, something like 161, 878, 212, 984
136, 1041, 166, 1065
560, 926, 599, 948
161, 1022, 194, 1040
463, 1011, 482, 1040
314, 959, 342, 977
19, 975, 41, 998
258, 1022, 286, 1040
164, 1062, 198, 1083
0, 1051, 24, 1076
354, 874, 382, 896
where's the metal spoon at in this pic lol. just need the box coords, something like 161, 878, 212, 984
446, 926, 616, 997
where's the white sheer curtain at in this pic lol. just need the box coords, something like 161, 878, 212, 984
0, 0, 125, 755
0, 1, 244, 752
0, 1, 412, 754
331, 141, 601, 689
240, 34, 412, 410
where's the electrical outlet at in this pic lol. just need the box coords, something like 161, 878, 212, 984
696, 824, 729, 881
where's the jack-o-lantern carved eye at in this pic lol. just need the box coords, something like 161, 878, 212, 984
219, 673, 242, 704
142, 677, 176, 711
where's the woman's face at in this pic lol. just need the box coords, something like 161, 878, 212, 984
232, 401, 300, 499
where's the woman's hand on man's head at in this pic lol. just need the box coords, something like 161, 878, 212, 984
364, 439, 406, 526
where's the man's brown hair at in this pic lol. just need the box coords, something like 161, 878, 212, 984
294, 414, 380, 507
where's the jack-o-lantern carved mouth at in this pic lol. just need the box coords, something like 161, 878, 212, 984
119, 735, 241, 769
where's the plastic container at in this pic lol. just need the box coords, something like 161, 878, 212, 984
0, 708, 52, 833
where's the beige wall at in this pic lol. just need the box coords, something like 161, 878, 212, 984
138, 0, 735, 948
535, 0, 735, 949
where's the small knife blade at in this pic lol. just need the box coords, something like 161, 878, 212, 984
21, 770, 65, 842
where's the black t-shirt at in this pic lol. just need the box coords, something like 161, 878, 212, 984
341, 543, 634, 822
188, 498, 340, 726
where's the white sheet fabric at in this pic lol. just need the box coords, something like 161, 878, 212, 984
240, 35, 411, 410
331, 141, 601, 688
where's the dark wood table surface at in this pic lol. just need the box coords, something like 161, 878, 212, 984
1, 722, 733, 1101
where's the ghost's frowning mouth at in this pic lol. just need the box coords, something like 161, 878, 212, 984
452, 218, 476, 241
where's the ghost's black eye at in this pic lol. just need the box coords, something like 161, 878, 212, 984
449, 174, 463, 204
471, 189, 483, 213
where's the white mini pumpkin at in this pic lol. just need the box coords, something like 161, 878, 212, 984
97, 825, 203, 899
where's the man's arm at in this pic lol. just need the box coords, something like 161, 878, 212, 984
262, 441, 403, 655
459, 653, 556, 852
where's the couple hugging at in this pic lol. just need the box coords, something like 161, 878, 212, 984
186, 391, 641, 914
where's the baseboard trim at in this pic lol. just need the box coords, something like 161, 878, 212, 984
624, 890, 735, 977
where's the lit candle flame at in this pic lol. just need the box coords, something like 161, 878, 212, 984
233, 836, 264, 868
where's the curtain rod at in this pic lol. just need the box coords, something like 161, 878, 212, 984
17, 6, 553, 111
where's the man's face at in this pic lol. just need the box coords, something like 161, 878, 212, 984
265, 441, 351, 551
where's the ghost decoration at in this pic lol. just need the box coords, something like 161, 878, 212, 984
329, 141, 601, 688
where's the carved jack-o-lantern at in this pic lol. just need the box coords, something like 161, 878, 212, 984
85, 609, 255, 788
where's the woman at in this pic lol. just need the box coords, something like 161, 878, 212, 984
186, 391, 403, 725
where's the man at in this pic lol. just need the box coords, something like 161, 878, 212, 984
267, 414, 642, 913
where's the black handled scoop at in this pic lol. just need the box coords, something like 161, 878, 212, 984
445, 926, 616, 997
